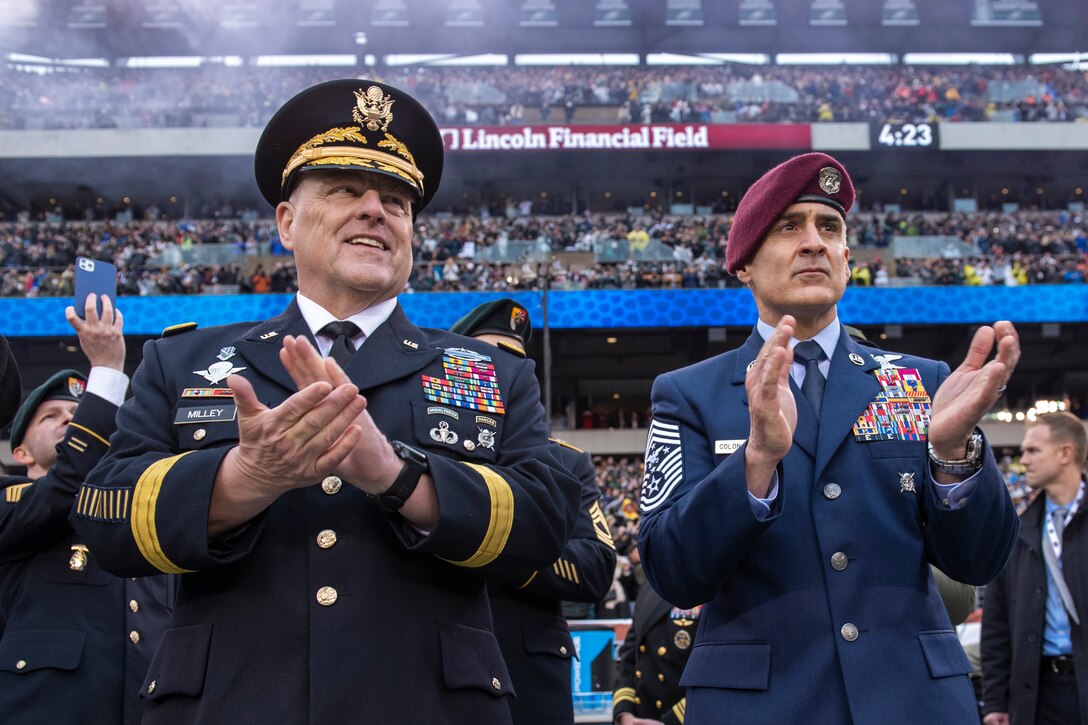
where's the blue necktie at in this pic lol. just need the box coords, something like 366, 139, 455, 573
794, 341, 827, 417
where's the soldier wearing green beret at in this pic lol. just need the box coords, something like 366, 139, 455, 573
1, 294, 172, 725
453, 298, 617, 725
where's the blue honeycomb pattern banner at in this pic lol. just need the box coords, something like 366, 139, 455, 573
1, 286, 1085, 337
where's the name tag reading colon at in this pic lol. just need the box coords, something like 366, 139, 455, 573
174, 405, 237, 425
715, 439, 745, 455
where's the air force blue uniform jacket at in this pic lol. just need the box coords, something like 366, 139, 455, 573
638, 326, 1019, 725
70, 301, 581, 725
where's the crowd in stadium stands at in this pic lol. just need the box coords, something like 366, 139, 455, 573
1, 209, 1085, 296
2, 62, 1086, 130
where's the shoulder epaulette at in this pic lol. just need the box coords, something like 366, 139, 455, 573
496, 340, 527, 358
549, 437, 584, 453
161, 322, 198, 338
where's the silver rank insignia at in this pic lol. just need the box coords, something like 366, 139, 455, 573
194, 360, 247, 386
430, 421, 458, 445
477, 427, 496, 450
218, 346, 237, 361
69, 544, 89, 571
872, 354, 905, 370
848, 353, 865, 366
899, 472, 916, 493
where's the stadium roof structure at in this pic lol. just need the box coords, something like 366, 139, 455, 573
1, 0, 1085, 61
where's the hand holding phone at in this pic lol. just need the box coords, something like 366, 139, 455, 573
66, 258, 126, 371
74, 256, 117, 320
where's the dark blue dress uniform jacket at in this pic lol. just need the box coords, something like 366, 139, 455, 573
70, 301, 581, 725
638, 327, 1019, 725
0, 392, 173, 725
490, 441, 616, 725
612, 584, 696, 725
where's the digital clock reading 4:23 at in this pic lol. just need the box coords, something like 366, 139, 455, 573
874, 122, 938, 148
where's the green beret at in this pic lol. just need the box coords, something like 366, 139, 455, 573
10, 369, 86, 449
450, 299, 532, 353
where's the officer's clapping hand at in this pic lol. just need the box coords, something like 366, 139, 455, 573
279, 336, 405, 496
928, 321, 1020, 463
743, 315, 798, 498
65, 293, 125, 371
207, 373, 367, 537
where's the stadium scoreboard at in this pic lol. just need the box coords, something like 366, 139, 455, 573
873, 122, 938, 149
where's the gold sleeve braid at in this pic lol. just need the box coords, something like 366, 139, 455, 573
441, 462, 514, 568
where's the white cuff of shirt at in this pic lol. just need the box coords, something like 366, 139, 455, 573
930, 470, 982, 510
748, 472, 780, 520
86, 367, 130, 407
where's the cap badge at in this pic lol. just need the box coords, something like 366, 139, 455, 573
68, 376, 86, 398
510, 306, 527, 331
353, 86, 394, 132
818, 167, 842, 195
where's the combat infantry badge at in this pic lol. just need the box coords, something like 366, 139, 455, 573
899, 472, 916, 493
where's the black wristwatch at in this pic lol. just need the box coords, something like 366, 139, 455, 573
374, 440, 429, 513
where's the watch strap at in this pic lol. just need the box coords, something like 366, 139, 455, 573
376, 441, 428, 512
928, 430, 984, 475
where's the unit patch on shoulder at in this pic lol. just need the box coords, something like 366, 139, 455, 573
161, 322, 198, 338
640, 419, 684, 513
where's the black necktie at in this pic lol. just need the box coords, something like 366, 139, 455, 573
319, 321, 361, 369
793, 340, 827, 417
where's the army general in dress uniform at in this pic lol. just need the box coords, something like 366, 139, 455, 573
637, 153, 1021, 724
70, 80, 581, 724
1, 295, 172, 725
452, 298, 617, 725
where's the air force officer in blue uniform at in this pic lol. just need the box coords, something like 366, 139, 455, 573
638, 153, 1021, 724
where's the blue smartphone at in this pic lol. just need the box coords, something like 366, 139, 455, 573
74, 256, 118, 319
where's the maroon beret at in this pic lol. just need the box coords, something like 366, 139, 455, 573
726, 152, 855, 274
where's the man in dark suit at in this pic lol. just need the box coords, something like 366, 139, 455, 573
70, 80, 580, 724
982, 412, 1088, 725
1, 294, 172, 725
451, 298, 617, 725
637, 152, 1021, 723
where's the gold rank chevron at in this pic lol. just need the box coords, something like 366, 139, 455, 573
589, 500, 616, 549
131, 452, 196, 574
672, 697, 687, 723
443, 463, 514, 568
613, 687, 637, 706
